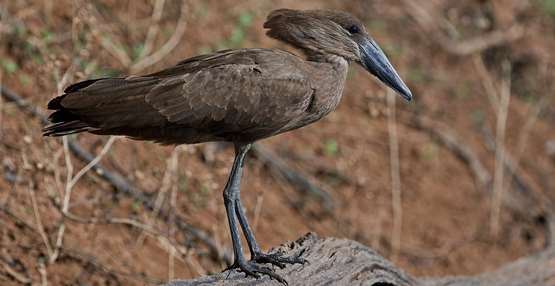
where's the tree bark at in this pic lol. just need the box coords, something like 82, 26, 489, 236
162, 233, 555, 286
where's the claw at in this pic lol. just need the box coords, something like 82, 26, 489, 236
225, 259, 288, 285
254, 253, 286, 268
252, 251, 306, 269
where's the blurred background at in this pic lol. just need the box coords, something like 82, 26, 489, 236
1, 0, 554, 285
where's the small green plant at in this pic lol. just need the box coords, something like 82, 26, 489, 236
197, 46, 212, 55
1, 59, 18, 74
94, 67, 121, 78
229, 12, 254, 48
419, 143, 439, 161
18, 74, 32, 86
14, 25, 27, 38
213, 12, 255, 50
131, 200, 142, 212
41, 29, 54, 45
324, 139, 339, 156
132, 43, 145, 61
229, 28, 246, 47
179, 175, 188, 193
238, 12, 254, 27
470, 109, 485, 129
542, 0, 555, 17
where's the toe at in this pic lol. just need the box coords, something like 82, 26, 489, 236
254, 266, 287, 284
229, 260, 287, 284
253, 252, 306, 268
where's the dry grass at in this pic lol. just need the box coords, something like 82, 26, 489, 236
387, 90, 402, 261
490, 61, 512, 238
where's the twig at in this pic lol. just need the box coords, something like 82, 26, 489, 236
27, 185, 55, 261
401, 0, 524, 56
251, 144, 335, 212
490, 61, 512, 237
62, 138, 74, 208
62, 210, 195, 276
252, 191, 265, 232
63, 210, 191, 261
50, 137, 74, 264
66, 139, 139, 194
62, 210, 161, 236
439, 25, 524, 56
0, 204, 37, 233
184, 250, 207, 277
52, 136, 117, 263
168, 147, 180, 281
96, 32, 132, 68
0, 69, 4, 139
38, 259, 48, 286
67, 136, 118, 191
408, 117, 492, 190
474, 54, 543, 235
61, 249, 163, 285
481, 128, 545, 212
50, 64, 84, 263
136, 146, 180, 246
139, 0, 166, 59
509, 96, 548, 192
130, 1, 188, 73
0, 85, 48, 124
473, 55, 500, 115
1, 163, 21, 209
410, 115, 546, 227
548, 213, 555, 249
387, 90, 403, 261
79, 1, 132, 67
0, 259, 31, 284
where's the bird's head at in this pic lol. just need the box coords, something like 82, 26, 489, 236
264, 9, 412, 101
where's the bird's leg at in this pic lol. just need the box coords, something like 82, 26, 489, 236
223, 143, 286, 283
231, 145, 306, 269
235, 198, 306, 268
234, 195, 261, 254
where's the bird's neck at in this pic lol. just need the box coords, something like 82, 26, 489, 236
306, 53, 349, 73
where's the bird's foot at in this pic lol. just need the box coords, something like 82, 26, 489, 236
225, 259, 288, 285
252, 251, 306, 269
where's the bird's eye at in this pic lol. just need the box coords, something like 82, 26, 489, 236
347, 25, 360, 34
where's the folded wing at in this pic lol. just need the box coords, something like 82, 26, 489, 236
43, 49, 314, 144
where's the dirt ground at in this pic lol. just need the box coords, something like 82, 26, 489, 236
1, 0, 554, 285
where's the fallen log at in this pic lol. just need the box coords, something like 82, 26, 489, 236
164, 233, 555, 286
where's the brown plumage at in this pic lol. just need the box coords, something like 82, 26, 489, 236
44, 49, 339, 144
43, 9, 412, 283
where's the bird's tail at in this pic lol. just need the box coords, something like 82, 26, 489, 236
42, 118, 96, 136
43, 76, 163, 137
42, 79, 104, 136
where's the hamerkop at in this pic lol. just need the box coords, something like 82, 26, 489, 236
43, 9, 412, 283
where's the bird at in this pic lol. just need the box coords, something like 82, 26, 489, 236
43, 8, 412, 283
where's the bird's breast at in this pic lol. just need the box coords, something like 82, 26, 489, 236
306, 59, 348, 116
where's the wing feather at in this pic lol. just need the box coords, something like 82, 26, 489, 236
146, 62, 313, 136
45, 48, 315, 143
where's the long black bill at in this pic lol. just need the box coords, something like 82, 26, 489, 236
360, 38, 412, 101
